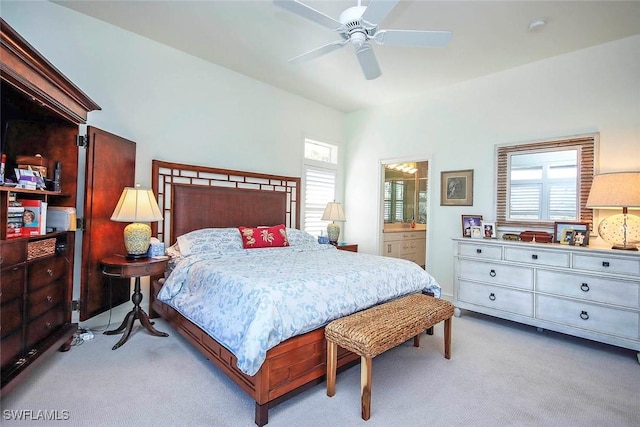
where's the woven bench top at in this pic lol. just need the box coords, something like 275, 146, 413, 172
325, 293, 454, 358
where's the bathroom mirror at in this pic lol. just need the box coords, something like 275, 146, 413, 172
383, 161, 428, 224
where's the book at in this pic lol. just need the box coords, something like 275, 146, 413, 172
18, 199, 47, 236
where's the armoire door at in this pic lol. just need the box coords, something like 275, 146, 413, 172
80, 126, 136, 321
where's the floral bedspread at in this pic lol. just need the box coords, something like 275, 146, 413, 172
158, 244, 441, 376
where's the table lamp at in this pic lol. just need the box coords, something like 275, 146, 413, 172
586, 171, 640, 250
111, 184, 163, 259
321, 201, 346, 245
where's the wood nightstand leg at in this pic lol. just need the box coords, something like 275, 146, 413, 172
105, 276, 168, 350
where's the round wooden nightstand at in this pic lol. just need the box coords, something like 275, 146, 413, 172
336, 243, 358, 252
100, 255, 169, 350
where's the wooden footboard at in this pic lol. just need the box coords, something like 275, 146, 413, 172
151, 280, 359, 426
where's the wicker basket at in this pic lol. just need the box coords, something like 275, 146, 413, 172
27, 238, 56, 260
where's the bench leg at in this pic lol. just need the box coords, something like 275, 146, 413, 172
444, 317, 452, 359
327, 340, 337, 397
361, 356, 372, 421
413, 334, 420, 347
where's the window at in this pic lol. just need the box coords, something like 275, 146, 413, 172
509, 150, 577, 220
496, 134, 596, 228
384, 180, 404, 222
303, 139, 338, 237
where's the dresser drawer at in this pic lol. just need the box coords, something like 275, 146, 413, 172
27, 279, 65, 320
384, 231, 423, 242
0, 239, 27, 267
400, 240, 418, 255
27, 256, 66, 291
458, 259, 533, 290
536, 295, 639, 340
458, 242, 502, 260
505, 247, 569, 268
25, 308, 65, 349
537, 270, 640, 308
0, 266, 25, 304
572, 253, 640, 276
458, 280, 533, 317
1, 298, 23, 339
1, 330, 23, 370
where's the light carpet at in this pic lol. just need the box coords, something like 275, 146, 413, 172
1, 311, 639, 426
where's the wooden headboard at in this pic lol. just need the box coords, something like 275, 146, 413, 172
151, 160, 300, 245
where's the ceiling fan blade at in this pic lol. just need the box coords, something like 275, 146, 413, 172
361, 0, 399, 27
355, 44, 381, 80
274, 0, 343, 31
289, 40, 348, 64
374, 29, 452, 47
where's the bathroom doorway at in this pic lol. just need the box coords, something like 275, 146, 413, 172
380, 159, 430, 269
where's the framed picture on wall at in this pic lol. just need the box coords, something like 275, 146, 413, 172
441, 169, 473, 206
462, 215, 483, 237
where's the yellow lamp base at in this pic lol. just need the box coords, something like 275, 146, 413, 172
124, 222, 152, 259
327, 222, 340, 245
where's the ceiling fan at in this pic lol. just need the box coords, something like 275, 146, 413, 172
274, 0, 452, 80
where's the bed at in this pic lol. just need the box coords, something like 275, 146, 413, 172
149, 160, 441, 426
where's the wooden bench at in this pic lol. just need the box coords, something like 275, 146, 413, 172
325, 293, 454, 420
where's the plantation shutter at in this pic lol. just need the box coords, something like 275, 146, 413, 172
304, 166, 336, 237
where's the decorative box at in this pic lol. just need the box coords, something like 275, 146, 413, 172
17, 154, 48, 177
519, 231, 553, 243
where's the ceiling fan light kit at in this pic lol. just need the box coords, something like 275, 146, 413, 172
275, 0, 452, 80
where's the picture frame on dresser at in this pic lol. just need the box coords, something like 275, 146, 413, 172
461, 214, 483, 237
470, 226, 483, 239
481, 221, 496, 238
554, 221, 590, 245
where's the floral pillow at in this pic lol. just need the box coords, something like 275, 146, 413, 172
176, 228, 244, 256
238, 224, 289, 249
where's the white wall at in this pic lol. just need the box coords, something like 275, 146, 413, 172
1, 1, 345, 188
344, 35, 640, 298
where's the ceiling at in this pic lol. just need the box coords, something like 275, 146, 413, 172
53, 1, 640, 113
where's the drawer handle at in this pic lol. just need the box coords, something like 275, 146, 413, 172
387, 244, 391, 253
476, 249, 482, 254
46, 295, 53, 302
46, 322, 53, 329
489, 269, 496, 277
602, 261, 610, 267
580, 283, 590, 292
489, 293, 496, 301
531, 254, 538, 260
580, 311, 589, 320
47, 268, 54, 276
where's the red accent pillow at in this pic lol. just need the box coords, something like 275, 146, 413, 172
238, 224, 289, 249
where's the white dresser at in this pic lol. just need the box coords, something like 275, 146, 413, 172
453, 238, 640, 362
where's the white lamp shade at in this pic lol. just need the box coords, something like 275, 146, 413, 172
586, 171, 640, 250
111, 186, 163, 222
321, 202, 346, 222
586, 172, 640, 209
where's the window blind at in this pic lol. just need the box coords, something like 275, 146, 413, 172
304, 166, 336, 237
